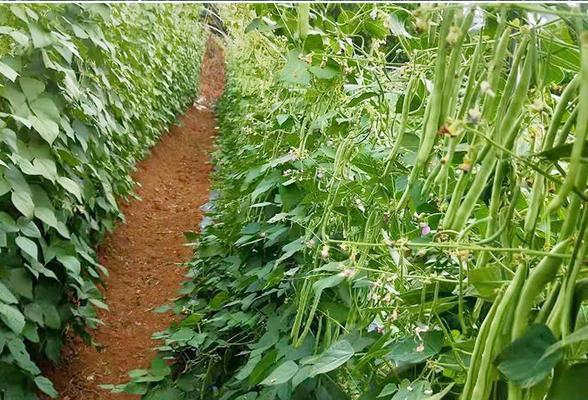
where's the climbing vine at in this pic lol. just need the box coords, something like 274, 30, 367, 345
78, 3, 588, 400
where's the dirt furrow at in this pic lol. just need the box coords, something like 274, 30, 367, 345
43, 39, 225, 400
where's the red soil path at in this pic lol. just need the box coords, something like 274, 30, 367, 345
44, 39, 225, 400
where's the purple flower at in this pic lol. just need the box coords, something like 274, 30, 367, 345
421, 224, 431, 236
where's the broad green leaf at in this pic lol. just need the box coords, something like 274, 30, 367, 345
34, 376, 58, 398
11, 191, 34, 218
0, 303, 26, 334
386, 331, 444, 365
0, 211, 19, 232
28, 22, 52, 48
275, 238, 305, 265
548, 363, 588, 400
19, 77, 45, 101
143, 385, 184, 400
149, 357, 171, 377
309, 66, 339, 80
496, 324, 562, 388
6, 268, 33, 299
0, 176, 10, 196
30, 115, 59, 144
57, 176, 82, 201
260, 360, 298, 385
312, 273, 345, 295
0, 282, 18, 304
0, 61, 18, 81
543, 323, 588, 359
30, 97, 60, 122
378, 383, 398, 398
7, 337, 40, 374
236, 355, 261, 381
305, 340, 354, 377
16, 236, 37, 260
280, 49, 310, 86
57, 255, 81, 276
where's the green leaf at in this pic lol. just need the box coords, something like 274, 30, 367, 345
386, 331, 444, 365
280, 49, 310, 86
143, 385, 184, 400
236, 355, 261, 381
0, 282, 18, 304
19, 77, 45, 101
0, 61, 18, 82
305, 340, 354, 377
548, 363, 588, 400
260, 360, 298, 386
496, 324, 562, 388
149, 357, 171, 377
378, 383, 398, 398
536, 141, 588, 161
11, 191, 34, 218
16, 236, 37, 260
30, 97, 60, 122
309, 66, 339, 80
312, 273, 345, 296
0, 176, 10, 196
0, 303, 26, 334
57, 176, 82, 201
30, 115, 59, 144
34, 376, 58, 398
7, 337, 40, 374
28, 22, 52, 48
543, 323, 588, 359
57, 255, 81, 276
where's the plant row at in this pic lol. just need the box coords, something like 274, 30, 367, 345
0, 4, 205, 398
127, 4, 587, 400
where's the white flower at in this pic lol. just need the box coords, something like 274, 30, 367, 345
480, 81, 495, 97
415, 325, 429, 340
340, 268, 355, 278
321, 245, 330, 259
370, 8, 378, 20
446, 26, 462, 45
355, 198, 366, 213
468, 107, 481, 124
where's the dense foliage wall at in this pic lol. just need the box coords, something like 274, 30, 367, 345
0, 4, 205, 398
122, 3, 587, 400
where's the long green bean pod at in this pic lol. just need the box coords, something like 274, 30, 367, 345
440, 11, 474, 122
469, 263, 527, 400
460, 297, 500, 399
559, 210, 588, 336
511, 239, 570, 339
482, 27, 512, 120
525, 78, 579, 233
451, 40, 533, 231
554, 104, 578, 147
396, 10, 454, 211
384, 73, 418, 174
297, 3, 310, 40
457, 32, 485, 119
547, 33, 588, 213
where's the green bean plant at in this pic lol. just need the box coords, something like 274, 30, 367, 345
121, 3, 588, 400
0, 4, 205, 399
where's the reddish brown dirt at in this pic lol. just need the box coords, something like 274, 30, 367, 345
43, 39, 225, 400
